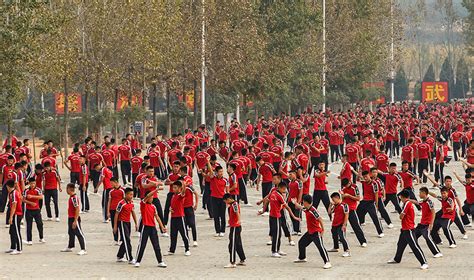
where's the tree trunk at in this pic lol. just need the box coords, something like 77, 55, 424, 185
6, 112, 12, 146
193, 80, 198, 130
142, 89, 147, 147
182, 80, 188, 130
152, 83, 157, 136
166, 83, 171, 137
84, 84, 89, 137
114, 88, 119, 141
95, 75, 102, 141
63, 76, 69, 158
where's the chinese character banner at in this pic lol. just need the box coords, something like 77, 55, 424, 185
422, 82, 449, 103
55, 93, 82, 114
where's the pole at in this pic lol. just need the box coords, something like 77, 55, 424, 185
390, 0, 395, 103
201, 0, 206, 125
322, 0, 326, 112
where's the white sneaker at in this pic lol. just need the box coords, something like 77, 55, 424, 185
323, 262, 332, 269
184, 251, 191, 256
219, 233, 225, 237
117, 258, 127, 262
157, 262, 167, 268
433, 253, 443, 258
262, 212, 269, 216
10, 250, 22, 255
271, 252, 281, 258
361, 243, 367, 248
237, 260, 246, 266
342, 251, 351, 257
266, 240, 272, 246
293, 258, 307, 263
161, 233, 169, 238
387, 259, 398, 264
449, 244, 457, 248
243, 203, 252, 207
327, 248, 339, 252
278, 251, 287, 256
289, 241, 296, 246
39, 239, 46, 243
387, 224, 394, 229
420, 264, 429, 270
61, 248, 73, 252
134, 262, 140, 268
297, 232, 302, 236
193, 241, 198, 247
114, 241, 120, 246
165, 251, 174, 256
378, 233, 385, 238
77, 250, 87, 256
360, 223, 366, 226
4, 224, 9, 228
79, 211, 85, 214
136, 232, 141, 238
46, 217, 52, 221
462, 234, 468, 240
4, 249, 14, 253
128, 259, 136, 265
26, 241, 33, 246
214, 233, 220, 237
465, 223, 472, 228
224, 263, 236, 268
55, 218, 60, 222
102, 220, 109, 224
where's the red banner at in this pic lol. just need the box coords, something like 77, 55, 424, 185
178, 90, 197, 110
55, 93, 82, 114
373, 96, 386, 104
422, 82, 448, 103
117, 92, 143, 111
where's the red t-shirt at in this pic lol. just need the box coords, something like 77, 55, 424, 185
67, 153, 81, 173
131, 156, 144, 174
342, 184, 359, 211
43, 170, 59, 190
345, 145, 358, 163
23, 188, 42, 210
401, 146, 414, 163
195, 151, 210, 170
88, 152, 104, 168
117, 199, 134, 222
362, 180, 378, 201
288, 180, 303, 200
68, 195, 79, 218
109, 187, 125, 211
360, 158, 375, 172
419, 198, 434, 225
417, 143, 430, 159
140, 201, 156, 226
102, 149, 115, 167
401, 201, 415, 230
184, 186, 195, 208
228, 201, 241, 227
375, 153, 389, 172
118, 145, 131, 161
332, 203, 349, 226
170, 194, 185, 217
304, 206, 322, 234
465, 183, 474, 204
440, 197, 455, 221
269, 190, 286, 218
210, 176, 228, 198
258, 163, 274, 183
9, 190, 23, 216
100, 167, 113, 190
383, 173, 401, 194
313, 169, 327, 191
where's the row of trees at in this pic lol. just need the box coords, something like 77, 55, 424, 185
2, 1, 399, 150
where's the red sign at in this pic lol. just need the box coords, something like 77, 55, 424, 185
422, 82, 448, 103
117, 92, 143, 110
178, 90, 195, 110
363, 82, 385, 89
55, 93, 82, 114
373, 96, 386, 104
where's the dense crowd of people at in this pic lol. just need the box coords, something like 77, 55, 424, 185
0, 100, 473, 270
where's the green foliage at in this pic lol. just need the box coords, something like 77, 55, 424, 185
423, 64, 436, 82
454, 58, 469, 99
462, 0, 473, 55
23, 109, 52, 131
120, 106, 148, 125
394, 67, 409, 101
414, 81, 422, 101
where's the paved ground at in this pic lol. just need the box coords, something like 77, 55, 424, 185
0, 157, 473, 279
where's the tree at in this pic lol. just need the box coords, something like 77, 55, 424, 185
423, 63, 436, 82
394, 67, 409, 101
439, 57, 455, 100
463, 0, 474, 55
454, 58, 469, 99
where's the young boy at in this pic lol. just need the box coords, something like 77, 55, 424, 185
23, 177, 45, 245
409, 187, 442, 258
223, 193, 246, 268
78, 155, 89, 213
5, 180, 23, 254
166, 180, 191, 256
387, 190, 428, 270
292, 194, 331, 269
328, 192, 350, 257
340, 178, 367, 247
107, 177, 125, 245
61, 183, 87, 255
114, 188, 138, 263
43, 162, 61, 222
135, 189, 167, 268
95, 163, 113, 223
180, 167, 199, 247
429, 187, 457, 247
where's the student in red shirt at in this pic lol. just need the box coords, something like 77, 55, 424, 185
166, 180, 191, 256
65, 147, 81, 186
292, 194, 331, 269
356, 171, 384, 237
340, 178, 367, 247
134, 189, 167, 268
223, 193, 246, 268
96, 163, 114, 222
417, 137, 431, 183
6, 180, 23, 255
113, 188, 138, 263
107, 178, 125, 244
207, 161, 228, 236
456, 173, 474, 226
328, 192, 350, 257
43, 162, 61, 222
23, 178, 45, 245
256, 156, 276, 202
409, 187, 442, 257
131, 150, 144, 198
179, 167, 199, 246
313, 161, 331, 219
78, 155, 90, 212
387, 190, 428, 270
60, 183, 86, 256
118, 138, 132, 185
429, 187, 457, 247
